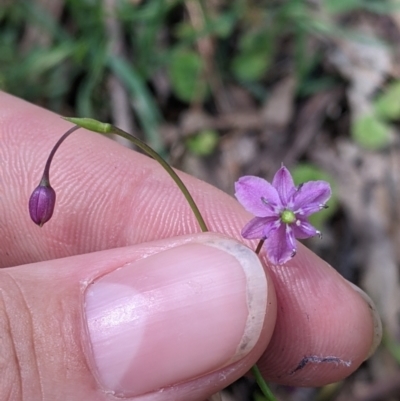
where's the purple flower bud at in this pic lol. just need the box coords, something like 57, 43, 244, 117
29, 181, 56, 227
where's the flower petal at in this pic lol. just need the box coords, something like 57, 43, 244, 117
292, 180, 331, 216
292, 218, 319, 239
235, 176, 281, 217
264, 224, 297, 265
262, 218, 282, 239
272, 166, 296, 205
241, 216, 278, 239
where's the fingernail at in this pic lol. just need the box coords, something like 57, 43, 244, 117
347, 281, 382, 359
84, 238, 268, 397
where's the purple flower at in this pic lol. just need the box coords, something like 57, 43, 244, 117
29, 180, 56, 227
235, 166, 331, 265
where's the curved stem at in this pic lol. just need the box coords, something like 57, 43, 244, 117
41, 125, 81, 185
61, 118, 208, 233
110, 125, 208, 233
251, 365, 278, 401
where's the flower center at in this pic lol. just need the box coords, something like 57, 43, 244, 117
280, 209, 296, 224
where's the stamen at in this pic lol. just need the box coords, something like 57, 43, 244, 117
291, 249, 297, 257
320, 204, 329, 209
317, 230, 322, 239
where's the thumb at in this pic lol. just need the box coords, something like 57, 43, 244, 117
2, 233, 276, 401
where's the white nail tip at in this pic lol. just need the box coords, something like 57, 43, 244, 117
198, 237, 268, 361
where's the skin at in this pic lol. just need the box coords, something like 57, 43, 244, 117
0, 92, 379, 401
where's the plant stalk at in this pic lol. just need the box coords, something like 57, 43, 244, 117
251, 238, 278, 401
251, 364, 278, 401
62, 118, 208, 232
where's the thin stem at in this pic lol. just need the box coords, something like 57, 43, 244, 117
255, 239, 265, 255
110, 125, 208, 233
61, 118, 209, 233
41, 125, 81, 184
252, 239, 278, 401
251, 365, 278, 401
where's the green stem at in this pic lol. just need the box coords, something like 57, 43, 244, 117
112, 125, 208, 232
251, 239, 278, 401
251, 365, 278, 401
62, 117, 208, 233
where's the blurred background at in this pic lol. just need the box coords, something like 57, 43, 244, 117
1, 0, 400, 399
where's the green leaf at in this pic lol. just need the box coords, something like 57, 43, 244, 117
323, 0, 361, 14
292, 163, 338, 229
186, 129, 219, 156
231, 30, 273, 82
351, 114, 391, 150
382, 332, 400, 365
231, 52, 270, 82
174, 22, 197, 41
168, 49, 208, 103
107, 56, 165, 154
209, 13, 236, 38
375, 80, 400, 120
323, 0, 400, 14
174, 12, 236, 42
23, 45, 74, 78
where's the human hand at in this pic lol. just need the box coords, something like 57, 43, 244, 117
0, 92, 381, 401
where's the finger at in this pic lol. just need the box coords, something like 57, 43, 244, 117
0, 92, 381, 386
257, 244, 382, 386
1, 91, 248, 265
0, 233, 275, 401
